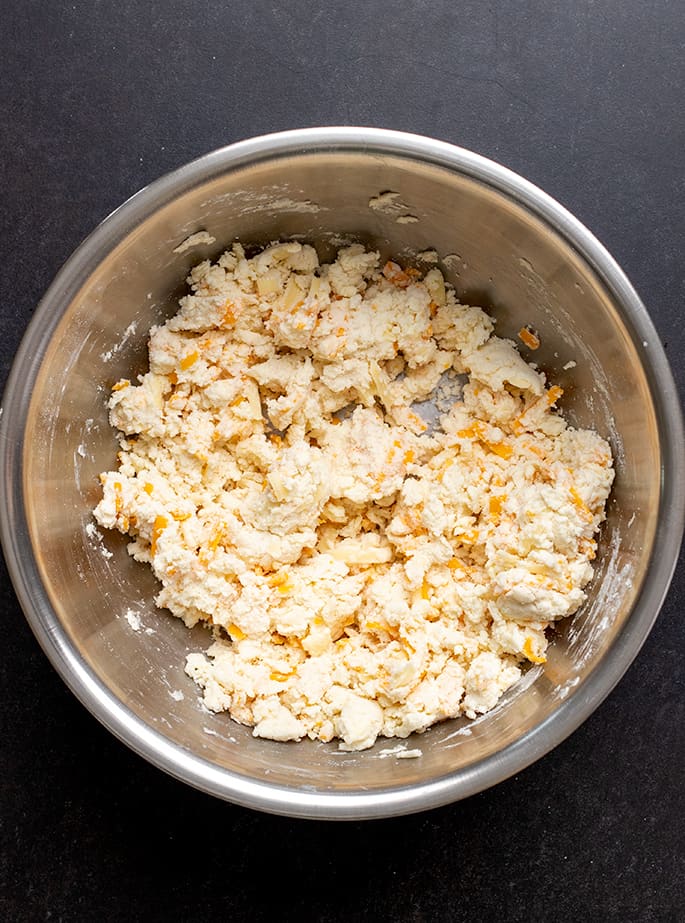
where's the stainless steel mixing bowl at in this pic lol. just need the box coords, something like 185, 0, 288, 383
1, 128, 683, 819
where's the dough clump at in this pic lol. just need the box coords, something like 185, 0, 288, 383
95, 242, 614, 750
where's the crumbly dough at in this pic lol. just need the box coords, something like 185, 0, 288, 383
94, 242, 614, 750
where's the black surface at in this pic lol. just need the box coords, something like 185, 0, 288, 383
1, 2, 684, 921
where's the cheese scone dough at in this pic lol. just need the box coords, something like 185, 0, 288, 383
95, 242, 614, 751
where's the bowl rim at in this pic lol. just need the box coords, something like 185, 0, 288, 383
1, 126, 683, 819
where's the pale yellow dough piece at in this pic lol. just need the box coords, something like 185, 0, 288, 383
94, 242, 614, 751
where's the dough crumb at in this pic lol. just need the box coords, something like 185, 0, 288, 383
173, 231, 216, 254
378, 746, 423, 759
417, 249, 439, 263
124, 610, 142, 631
368, 191, 404, 213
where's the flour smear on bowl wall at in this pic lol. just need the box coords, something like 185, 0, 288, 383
1, 128, 682, 819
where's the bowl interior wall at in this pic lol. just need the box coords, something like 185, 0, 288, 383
24, 150, 659, 792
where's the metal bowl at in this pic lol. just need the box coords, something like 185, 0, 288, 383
1, 128, 683, 819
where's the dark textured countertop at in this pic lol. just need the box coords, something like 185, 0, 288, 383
1, 3, 683, 920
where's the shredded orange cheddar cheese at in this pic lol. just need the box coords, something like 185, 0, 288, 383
180, 351, 199, 371
268, 572, 293, 594
485, 442, 513, 460
570, 486, 593, 521
150, 515, 168, 555
227, 623, 246, 642
518, 326, 541, 350
523, 637, 547, 664
113, 481, 124, 515
222, 302, 236, 326
456, 422, 485, 440
489, 495, 504, 516
207, 526, 224, 551
382, 261, 413, 288
546, 385, 564, 406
